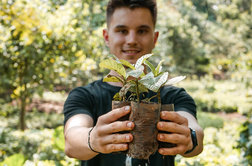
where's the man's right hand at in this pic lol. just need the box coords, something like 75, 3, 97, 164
64, 106, 134, 160
89, 106, 134, 153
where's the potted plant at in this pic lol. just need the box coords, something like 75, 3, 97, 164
99, 54, 185, 159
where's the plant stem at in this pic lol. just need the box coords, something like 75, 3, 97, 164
136, 79, 140, 103
157, 90, 161, 104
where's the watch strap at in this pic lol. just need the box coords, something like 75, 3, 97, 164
185, 128, 198, 154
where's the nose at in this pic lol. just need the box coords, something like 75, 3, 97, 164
126, 31, 137, 46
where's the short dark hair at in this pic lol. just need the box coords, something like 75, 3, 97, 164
106, 0, 157, 27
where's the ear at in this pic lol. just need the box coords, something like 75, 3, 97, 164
153, 31, 159, 48
103, 29, 109, 47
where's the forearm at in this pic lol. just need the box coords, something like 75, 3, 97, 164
182, 124, 204, 157
178, 111, 204, 157
64, 126, 98, 160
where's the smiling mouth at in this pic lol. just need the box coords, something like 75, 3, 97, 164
123, 50, 140, 54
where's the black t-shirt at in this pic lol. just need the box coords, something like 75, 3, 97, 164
63, 79, 196, 166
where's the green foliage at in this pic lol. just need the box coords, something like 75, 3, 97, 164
100, 54, 185, 103
237, 117, 252, 166
52, 126, 65, 152
176, 121, 241, 166
179, 77, 252, 115
197, 112, 224, 129
0, 154, 25, 166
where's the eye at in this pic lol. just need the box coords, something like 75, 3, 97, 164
118, 29, 127, 34
138, 29, 147, 34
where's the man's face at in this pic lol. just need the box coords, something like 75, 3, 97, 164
103, 7, 159, 64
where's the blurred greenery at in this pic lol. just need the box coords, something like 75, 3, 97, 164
0, 0, 252, 165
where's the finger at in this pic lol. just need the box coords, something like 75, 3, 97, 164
98, 106, 131, 124
103, 143, 129, 153
101, 121, 134, 134
160, 111, 188, 125
157, 133, 190, 145
104, 133, 133, 144
158, 144, 188, 156
157, 121, 190, 134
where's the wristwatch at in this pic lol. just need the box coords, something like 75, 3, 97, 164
185, 128, 198, 154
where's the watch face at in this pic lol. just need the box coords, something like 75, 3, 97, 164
191, 129, 198, 146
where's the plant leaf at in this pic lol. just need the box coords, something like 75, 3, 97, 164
144, 60, 156, 76
135, 53, 153, 68
113, 92, 122, 101
140, 72, 169, 92
129, 82, 149, 94
155, 60, 164, 75
165, 76, 186, 86
119, 83, 132, 98
119, 59, 135, 70
99, 59, 126, 79
0, 154, 25, 166
108, 54, 120, 61
127, 65, 144, 78
103, 75, 124, 83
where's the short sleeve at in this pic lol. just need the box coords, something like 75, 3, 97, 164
63, 87, 95, 125
161, 86, 197, 118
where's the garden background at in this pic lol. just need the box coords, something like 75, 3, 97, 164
0, 0, 252, 165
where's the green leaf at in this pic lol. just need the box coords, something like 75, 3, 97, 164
129, 82, 149, 94
113, 92, 122, 101
144, 60, 156, 76
99, 59, 126, 79
119, 59, 135, 70
103, 75, 124, 83
0, 154, 25, 166
155, 60, 164, 75
52, 126, 65, 151
135, 53, 153, 68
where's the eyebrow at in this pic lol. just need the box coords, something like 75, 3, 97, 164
114, 25, 152, 29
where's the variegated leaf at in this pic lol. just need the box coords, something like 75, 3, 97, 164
140, 72, 168, 92
108, 54, 120, 62
129, 82, 149, 94
155, 60, 164, 75
127, 65, 144, 78
113, 92, 122, 101
165, 76, 186, 86
103, 75, 124, 83
135, 53, 153, 68
99, 59, 126, 79
119, 59, 135, 70
144, 60, 156, 75
119, 83, 131, 98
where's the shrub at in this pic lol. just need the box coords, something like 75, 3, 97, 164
176, 122, 241, 166
197, 112, 224, 129
237, 117, 252, 166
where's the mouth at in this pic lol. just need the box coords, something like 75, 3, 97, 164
123, 50, 141, 55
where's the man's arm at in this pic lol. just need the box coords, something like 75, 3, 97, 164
157, 111, 204, 157
64, 106, 134, 161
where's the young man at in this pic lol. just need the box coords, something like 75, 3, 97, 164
63, 0, 204, 166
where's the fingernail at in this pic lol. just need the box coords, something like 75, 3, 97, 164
127, 122, 132, 128
159, 122, 163, 129
123, 144, 128, 149
159, 148, 164, 154
125, 106, 130, 111
126, 135, 130, 141
159, 134, 164, 140
161, 112, 165, 117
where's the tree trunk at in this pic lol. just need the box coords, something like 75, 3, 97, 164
19, 92, 26, 131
